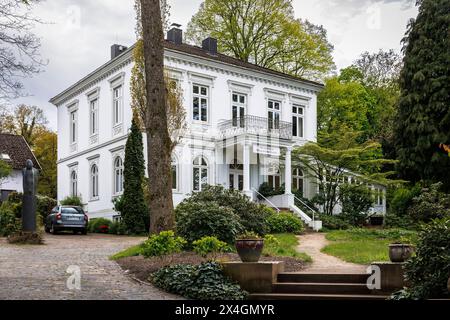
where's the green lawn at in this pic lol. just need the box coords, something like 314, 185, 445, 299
110, 233, 311, 262
321, 228, 417, 265
263, 233, 312, 262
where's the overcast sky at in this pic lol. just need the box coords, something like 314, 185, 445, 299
10, 0, 418, 131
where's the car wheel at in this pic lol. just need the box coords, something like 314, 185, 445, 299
72, 230, 79, 235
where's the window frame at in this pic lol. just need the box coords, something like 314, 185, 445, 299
292, 104, 305, 138
70, 110, 77, 145
70, 170, 77, 197
292, 168, 305, 196
192, 156, 208, 192
268, 99, 281, 130
192, 84, 209, 123
112, 84, 123, 127
89, 97, 99, 137
90, 164, 99, 200
231, 92, 247, 128
113, 156, 124, 196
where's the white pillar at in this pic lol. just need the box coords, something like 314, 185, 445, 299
285, 146, 292, 195
243, 142, 251, 193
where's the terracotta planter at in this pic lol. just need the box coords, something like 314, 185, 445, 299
389, 244, 414, 262
235, 239, 264, 263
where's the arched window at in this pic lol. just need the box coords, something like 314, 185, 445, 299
70, 170, 77, 197
171, 156, 178, 191
91, 164, 99, 199
193, 156, 208, 191
114, 157, 124, 194
292, 168, 304, 196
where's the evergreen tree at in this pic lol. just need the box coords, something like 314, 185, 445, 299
121, 117, 148, 234
394, 0, 450, 188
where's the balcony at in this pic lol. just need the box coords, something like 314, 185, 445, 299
218, 115, 293, 140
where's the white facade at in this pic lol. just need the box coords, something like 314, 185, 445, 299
51, 39, 385, 222
0, 170, 23, 197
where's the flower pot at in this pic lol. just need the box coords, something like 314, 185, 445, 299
235, 239, 264, 263
389, 244, 414, 262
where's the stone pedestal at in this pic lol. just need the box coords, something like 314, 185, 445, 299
222, 261, 284, 293
371, 262, 406, 293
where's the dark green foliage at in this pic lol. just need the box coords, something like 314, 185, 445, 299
392, 217, 450, 300
88, 218, 112, 233
339, 184, 374, 226
151, 262, 247, 300
408, 183, 450, 223
176, 185, 273, 237
266, 212, 305, 234
141, 231, 187, 258
3, 192, 57, 222
0, 203, 21, 236
394, 0, 450, 189
257, 182, 284, 199
318, 213, 351, 230
175, 201, 242, 244
108, 221, 127, 235
60, 195, 84, 208
120, 119, 148, 234
36, 195, 57, 220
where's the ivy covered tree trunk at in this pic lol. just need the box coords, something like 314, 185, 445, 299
139, 0, 175, 233
121, 118, 148, 234
394, 0, 450, 189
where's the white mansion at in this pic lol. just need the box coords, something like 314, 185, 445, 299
50, 27, 386, 227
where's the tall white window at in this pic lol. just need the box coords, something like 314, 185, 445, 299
268, 169, 281, 189
70, 110, 77, 144
292, 168, 304, 196
91, 164, 99, 199
192, 84, 208, 122
114, 157, 124, 195
70, 170, 77, 197
171, 157, 178, 191
232, 93, 246, 128
193, 156, 208, 191
292, 105, 304, 138
268, 100, 281, 130
90, 98, 99, 136
113, 85, 123, 125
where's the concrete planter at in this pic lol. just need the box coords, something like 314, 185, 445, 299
389, 244, 414, 262
235, 239, 264, 262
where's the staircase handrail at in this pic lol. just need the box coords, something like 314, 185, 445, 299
251, 188, 281, 213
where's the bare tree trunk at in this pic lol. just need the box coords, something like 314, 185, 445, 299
139, 0, 174, 234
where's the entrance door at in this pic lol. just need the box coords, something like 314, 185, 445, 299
229, 171, 244, 191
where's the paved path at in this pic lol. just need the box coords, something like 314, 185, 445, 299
0, 234, 180, 300
296, 233, 367, 274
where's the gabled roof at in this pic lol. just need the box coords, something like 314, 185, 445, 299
0, 133, 41, 170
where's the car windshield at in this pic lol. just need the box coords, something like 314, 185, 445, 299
61, 207, 84, 215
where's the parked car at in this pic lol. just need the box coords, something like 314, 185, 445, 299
45, 206, 88, 235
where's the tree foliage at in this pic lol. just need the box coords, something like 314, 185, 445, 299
186, 0, 335, 80
394, 0, 450, 188
0, 0, 44, 99
33, 127, 57, 198
121, 118, 148, 234
0, 159, 11, 182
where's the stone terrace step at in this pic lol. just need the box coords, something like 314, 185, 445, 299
278, 273, 369, 284
249, 293, 389, 301
272, 282, 371, 295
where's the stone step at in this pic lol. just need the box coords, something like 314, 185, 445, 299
278, 273, 369, 284
272, 282, 371, 295
249, 293, 389, 301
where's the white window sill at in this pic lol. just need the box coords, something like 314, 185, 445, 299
89, 197, 99, 202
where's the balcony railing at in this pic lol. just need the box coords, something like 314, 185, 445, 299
218, 115, 293, 140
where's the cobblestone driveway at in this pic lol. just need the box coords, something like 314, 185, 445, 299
0, 234, 180, 300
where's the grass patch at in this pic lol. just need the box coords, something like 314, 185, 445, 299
110, 244, 142, 260
264, 233, 312, 262
322, 228, 417, 265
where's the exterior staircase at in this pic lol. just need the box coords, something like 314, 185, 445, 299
249, 272, 390, 300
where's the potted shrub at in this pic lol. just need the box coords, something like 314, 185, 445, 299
389, 237, 414, 262
235, 231, 264, 263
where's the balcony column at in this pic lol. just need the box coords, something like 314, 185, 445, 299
243, 142, 252, 198
285, 146, 292, 195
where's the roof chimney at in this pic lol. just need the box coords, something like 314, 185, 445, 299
111, 44, 128, 60
167, 23, 183, 45
202, 37, 217, 56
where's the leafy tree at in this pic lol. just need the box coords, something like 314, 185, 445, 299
293, 132, 396, 216
120, 118, 148, 234
394, 0, 450, 188
186, 0, 334, 80
0, 0, 44, 99
137, 0, 175, 233
0, 159, 11, 182
33, 127, 57, 198
339, 184, 374, 226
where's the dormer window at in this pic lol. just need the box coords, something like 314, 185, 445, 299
0, 153, 10, 160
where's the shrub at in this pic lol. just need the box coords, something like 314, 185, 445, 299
407, 183, 450, 223
266, 212, 305, 234
237, 231, 261, 240
109, 221, 127, 235
60, 195, 84, 208
141, 231, 187, 258
179, 185, 272, 236
175, 201, 242, 244
257, 182, 284, 199
389, 184, 421, 217
319, 214, 351, 230
392, 217, 450, 300
192, 236, 228, 259
36, 195, 57, 220
339, 184, 373, 226
0, 203, 21, 237
150, 261, 247, 300
88, 218, 112, 233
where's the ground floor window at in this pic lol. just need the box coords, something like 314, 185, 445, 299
70, 170, 77, 197
193, 156, 208, 191
172, 157, 178, 190
114, 157, 124, 195
268, 171, 281, 189
292, 168, 304, 196
91, 164, 99, 199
